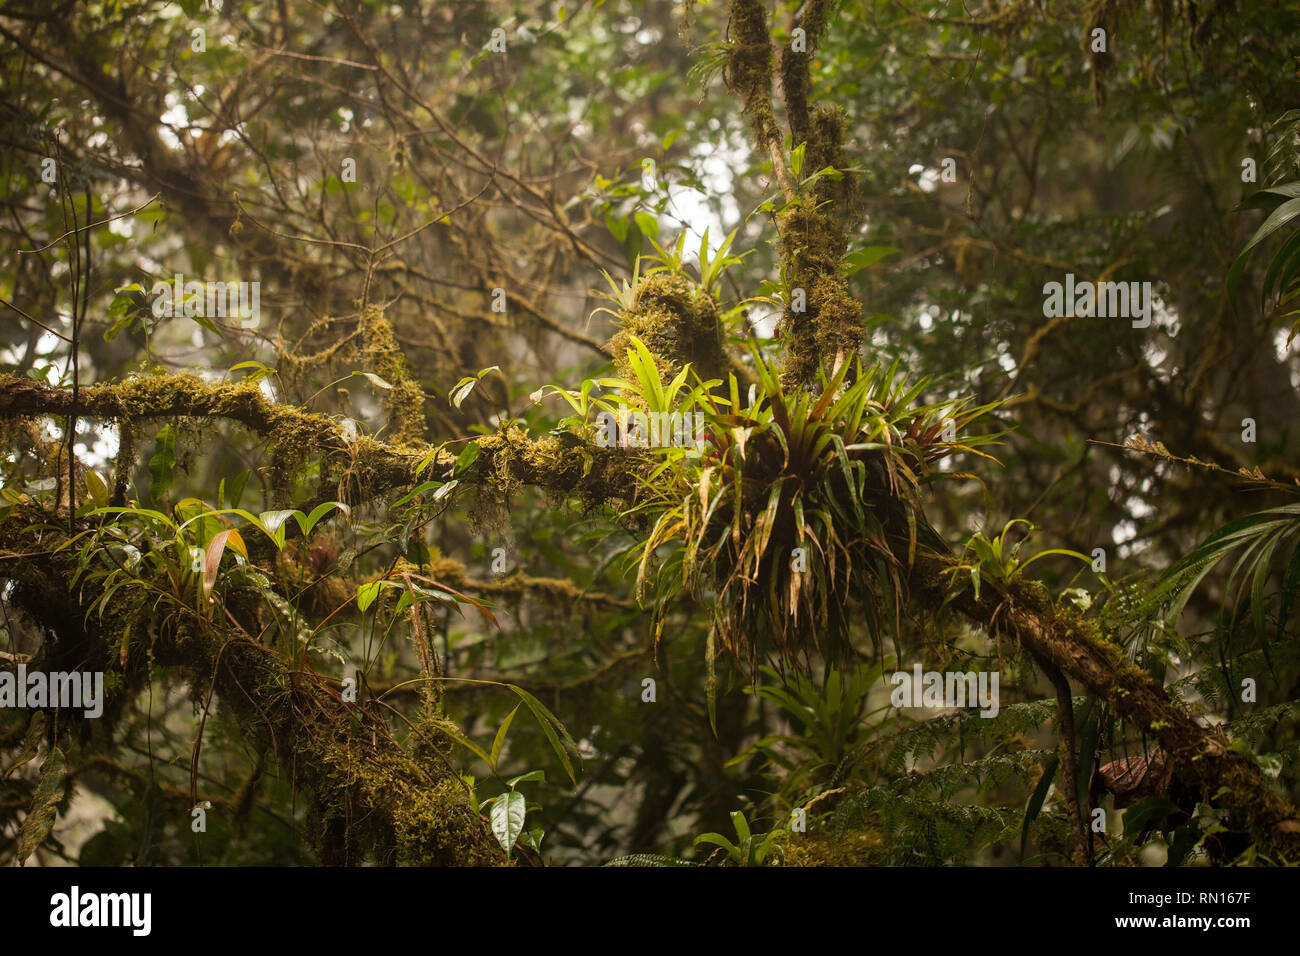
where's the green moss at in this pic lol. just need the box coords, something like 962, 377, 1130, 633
777, 827, 884, 866
426, 554, 470, 589
274, 307, 428, 449
607, 273, 727, 386
721, 0, 862, 392
304, 721, 502, 866
777, 3, 839, 147
466, 427, 637, 510
776, 206, 861, 388
728, 0, 780, 154
0, 502, 504, 866
806, 106, 854, 209
104, 416, 136, 503
358, 307, 428, 448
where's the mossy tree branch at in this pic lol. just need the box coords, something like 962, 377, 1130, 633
728, 0, 798, 203
726, 0, 863, 389
0, 504, 504, 866
915, 556, 1300, 862
4, 368, 1298, 862
776, 0, 834, 147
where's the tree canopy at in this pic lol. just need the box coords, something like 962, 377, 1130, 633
2, 0, 1300, 868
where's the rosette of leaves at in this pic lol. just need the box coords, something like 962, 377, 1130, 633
620, 345, 1001, 713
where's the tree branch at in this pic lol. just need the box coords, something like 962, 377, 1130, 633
916, 556, 1300, 862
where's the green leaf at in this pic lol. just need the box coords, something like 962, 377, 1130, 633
440, 724, 493, 767
490, 704, 521, 770
229, 360, 274, 382
295, 501, 349, 537
605, 211, 628, 243
353, 371, 394, 391
84, 469, 109, 509
1123, 794, 1180, 839
448, 366, 500, 410
730, 810, 751, 843
506, 769, 545, 788
356, 580, 383, 613
449, 377, 477, 409
1019, 754, 1057, 862
507, 684, 580, 785
225, 470, 250, 510
2, 712, 44, 781
522, 825, 545, 854
634, 210, 659, 240
258, 509, 295, 548
490, 790, 527, 857
392, 480, 448, 508
693, 832, 738, 856
202, 528, 244, 594
623, 219, 645, 272
789, 142, 806, 177
1243, 183, 1300, 211
147, 424, 177, 501
842, 245, 901, 277
1229, 196, 1300, 298
452, 442, 480, 477
102, 308, 136, 342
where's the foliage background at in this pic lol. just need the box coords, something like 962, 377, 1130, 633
1, 0, 1299, 866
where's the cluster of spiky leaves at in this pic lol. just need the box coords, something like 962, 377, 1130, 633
606, 339, 1002, 692
727, 662, 896, 806
721, 666, 1069, 866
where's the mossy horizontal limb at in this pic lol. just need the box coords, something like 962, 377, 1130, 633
0, 373, 642, 510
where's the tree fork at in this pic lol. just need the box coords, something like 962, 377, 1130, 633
726, 0, 863, 389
